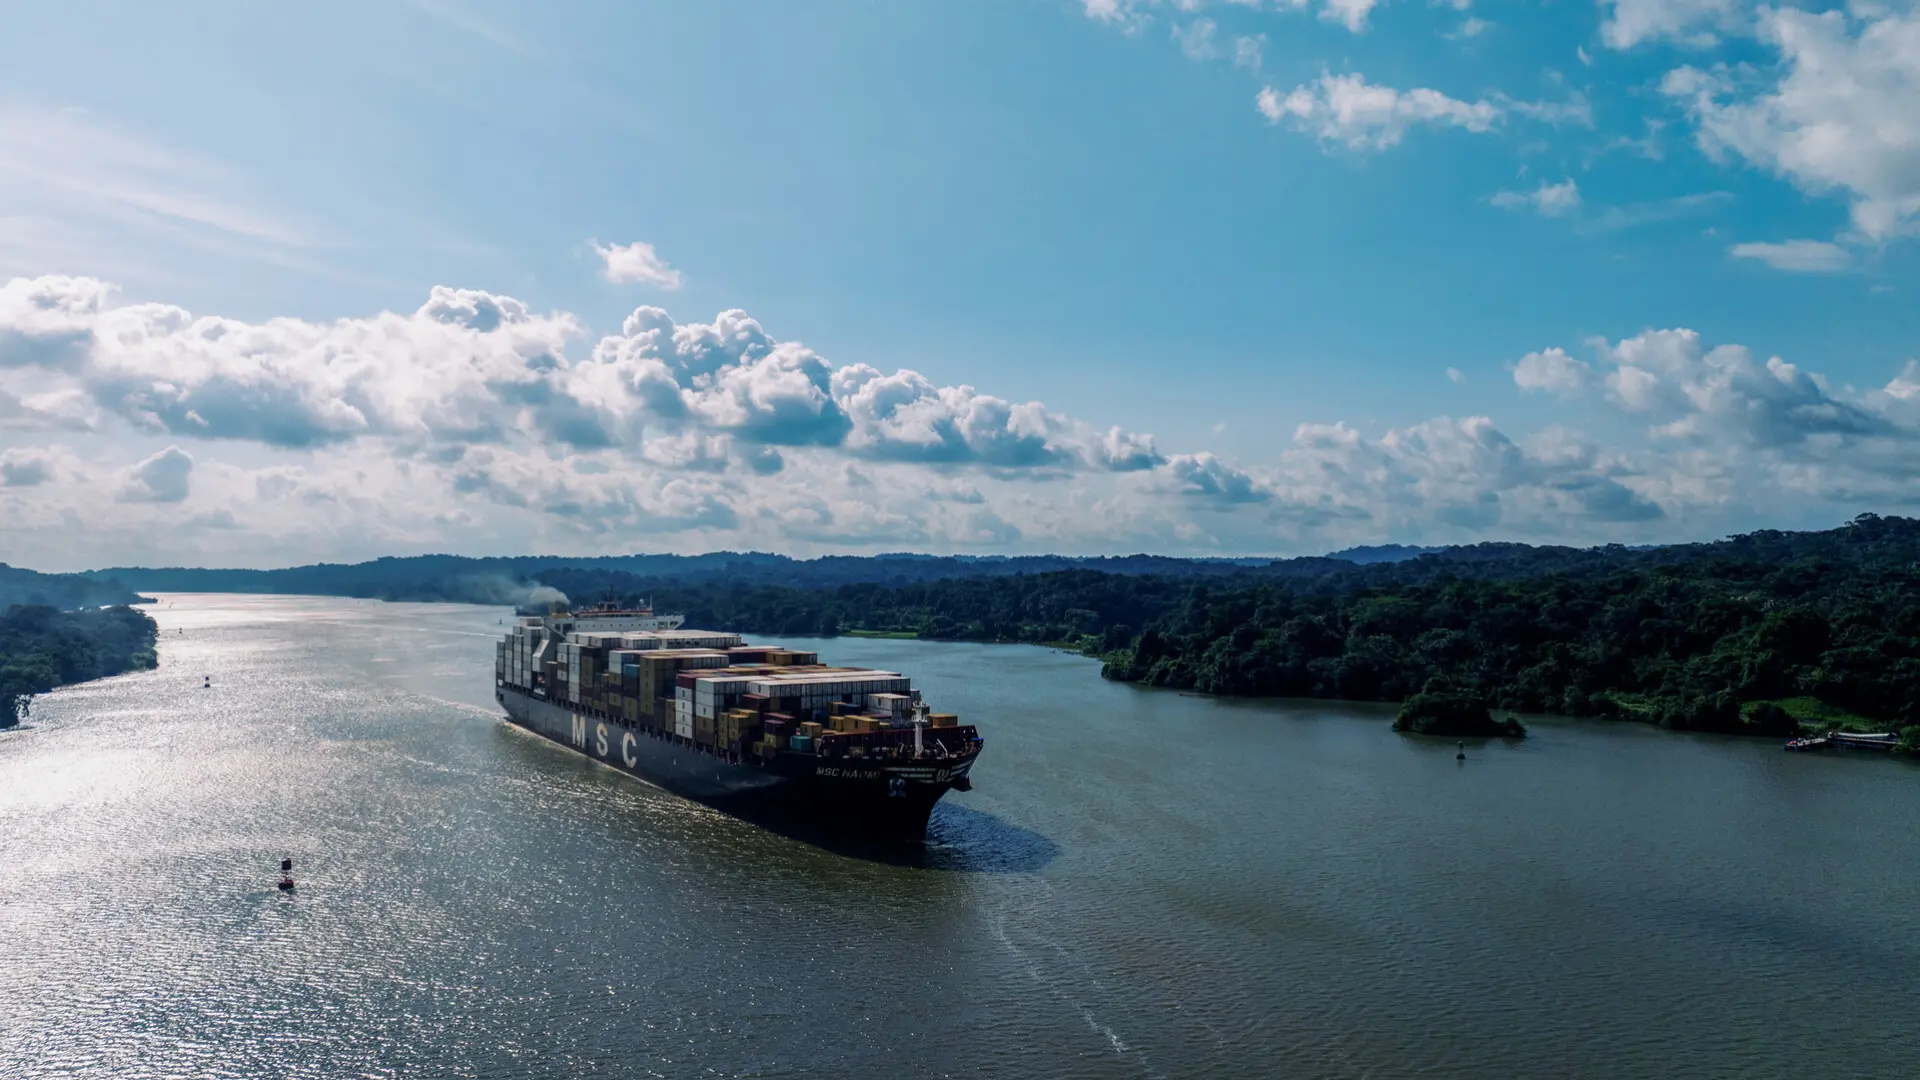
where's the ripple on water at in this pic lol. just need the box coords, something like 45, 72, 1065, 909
1, 595, 1917, 1079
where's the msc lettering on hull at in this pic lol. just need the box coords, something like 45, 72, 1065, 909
565, 712, 631, 769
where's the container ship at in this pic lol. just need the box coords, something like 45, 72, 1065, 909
493, 602, 982, 840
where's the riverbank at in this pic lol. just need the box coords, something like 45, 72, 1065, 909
825, 628, 1916, 756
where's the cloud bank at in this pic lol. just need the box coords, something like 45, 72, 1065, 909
5, 275, 1920, 569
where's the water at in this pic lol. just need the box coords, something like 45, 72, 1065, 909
3, 594, 1917, 1079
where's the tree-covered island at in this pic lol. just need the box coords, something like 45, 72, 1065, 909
1392, 692, 1529, 739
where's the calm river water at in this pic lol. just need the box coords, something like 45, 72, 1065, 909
2, 594, 1917, 1079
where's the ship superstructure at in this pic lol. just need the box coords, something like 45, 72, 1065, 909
493, 604, 981, 839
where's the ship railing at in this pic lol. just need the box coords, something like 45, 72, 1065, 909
816, 741, 975, 763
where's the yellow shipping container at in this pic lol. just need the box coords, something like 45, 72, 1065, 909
930, 713, 959, 727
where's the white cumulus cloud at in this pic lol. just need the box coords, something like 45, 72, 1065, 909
592, 240, 684, 289
1600, 0, 1740, 50
119, 445, 193, 503
1730, 239, 1852, 273
1089, 0, 1383, 35
1519, 327, 1892, 450
0, 447, 57, 487
1172, 18, 1219, 60
1664, 5, 1920, 240
1167, 451, 1271, 503
1493, 179, 1582, 217
1317, 0, 1383, 33
1513, 348, 1592, 397
1257, 73, 1500, 150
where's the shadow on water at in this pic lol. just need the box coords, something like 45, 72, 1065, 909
1630, 892, 1920, 986
728, 801, 1059, 873
921, 802, 1060, 873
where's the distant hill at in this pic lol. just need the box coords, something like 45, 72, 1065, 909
1325, 544, 1445, 564
76, 539, 1707, 608
86, 551, 1294, 606
76, 520, 1915, 613
0, 564, 147, 610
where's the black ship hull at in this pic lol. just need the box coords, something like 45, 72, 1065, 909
496, 686, 974, 841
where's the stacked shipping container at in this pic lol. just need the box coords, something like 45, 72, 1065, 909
494, 616, 548, 691
494, 619, 961, 760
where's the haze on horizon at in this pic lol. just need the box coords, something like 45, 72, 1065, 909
3, 1, 1918, 573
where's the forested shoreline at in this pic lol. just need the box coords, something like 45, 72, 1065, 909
44, 515, 1920, 752
0, 606, 160, 727
533, 517, 1920, 752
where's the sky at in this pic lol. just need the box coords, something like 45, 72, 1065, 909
2, 0, 1918, 570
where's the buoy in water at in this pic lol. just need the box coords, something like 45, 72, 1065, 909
1456, 740, 1467, 761
203, 676, 211, 689
277, 858, 295, 891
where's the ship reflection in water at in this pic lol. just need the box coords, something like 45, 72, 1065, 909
2, 594, 1916, 1080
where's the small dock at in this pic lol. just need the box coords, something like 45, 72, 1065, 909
1831, 732, 1899, 750
1785, 731, 1898, 752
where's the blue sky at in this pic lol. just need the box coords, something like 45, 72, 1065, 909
2, 0, 1918, 568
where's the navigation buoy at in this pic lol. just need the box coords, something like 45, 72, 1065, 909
278, 858, 295, 891
1456, 741, 1466, 761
